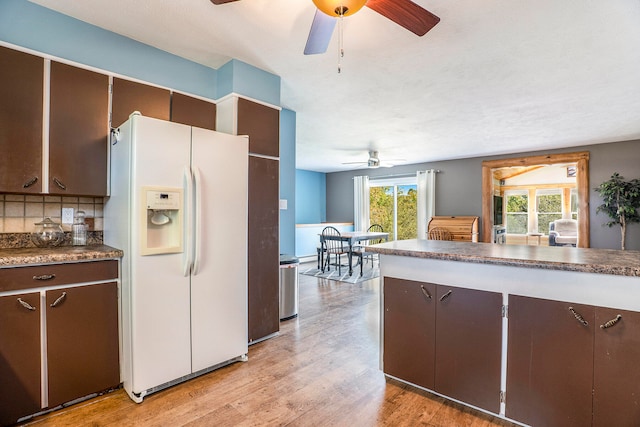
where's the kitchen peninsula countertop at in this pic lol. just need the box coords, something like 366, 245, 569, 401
0, 245, 123, 267
366, 239, 640, 277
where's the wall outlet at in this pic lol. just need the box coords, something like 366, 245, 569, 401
62, 208, 74, 224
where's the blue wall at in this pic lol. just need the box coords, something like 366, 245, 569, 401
279, 110, 296, 255
295, 170, 326, 223
0, 0, 295, 251
218, 59, 281, 107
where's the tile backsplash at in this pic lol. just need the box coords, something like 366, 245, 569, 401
0, 194, 104, 233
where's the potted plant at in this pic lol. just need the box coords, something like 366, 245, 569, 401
595, 172, 640, 250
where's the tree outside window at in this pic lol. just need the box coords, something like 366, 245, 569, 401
506, 193, 528, 234
369, 184, 417, 241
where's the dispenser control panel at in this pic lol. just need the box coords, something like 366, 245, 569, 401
146, 190, 181, 210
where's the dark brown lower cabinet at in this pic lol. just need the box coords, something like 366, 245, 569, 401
383, 278, 436, 389
506, 295, 594, 427
593, 307, 640, 427
507, 296, 640, 427
0, 292, 41, 426
46, 283, 120, 408
383, 278, 502, 414
0, 278, 119, 426
435, 285, 503, 413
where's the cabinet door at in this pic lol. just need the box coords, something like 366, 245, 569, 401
171, 92, 216, 130
383, 277, 436, 389
46, 282, 119, 408
593, 307, 640, 427
49, 62, 109, 196
247, 156, 280, 342
0, 46, 43, 193
506, 295, 594, 427
111, 78, 170, 127
237, 98, 279, 157
435, 285, 502, 414
0, 292, 41, 426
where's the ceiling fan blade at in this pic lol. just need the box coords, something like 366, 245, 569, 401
304, 9, 337, 55
210, 0, 240, 4
366, 0, 440, 36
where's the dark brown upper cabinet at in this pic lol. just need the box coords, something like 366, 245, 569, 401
237, 98, 279, 157
111, 78, 170, 128
171, 92, 216, 131
49, 62, 109, 196
0, 46, 44, 193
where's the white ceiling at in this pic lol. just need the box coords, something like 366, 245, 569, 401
30, 0, 640, 172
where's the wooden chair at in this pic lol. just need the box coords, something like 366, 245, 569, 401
428, 227, 453, 241
351, 224, 384, 276
321, 226, 349, 274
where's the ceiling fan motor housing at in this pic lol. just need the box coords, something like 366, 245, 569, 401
312, 0, 368, 17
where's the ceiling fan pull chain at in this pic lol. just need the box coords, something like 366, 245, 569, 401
338, 13, 344, 73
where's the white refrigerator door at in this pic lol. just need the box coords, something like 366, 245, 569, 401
129, 115, 193, 392
190, 127, 249, 372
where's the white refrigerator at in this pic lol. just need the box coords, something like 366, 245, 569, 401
104, 113, 248, 403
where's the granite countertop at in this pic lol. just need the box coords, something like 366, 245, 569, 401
365, 239, 640, 277
0, 245, 123, 267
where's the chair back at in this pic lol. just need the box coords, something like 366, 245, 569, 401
367, 224, 385, 244
428, 227, 453, 241
321, 226, 345, 253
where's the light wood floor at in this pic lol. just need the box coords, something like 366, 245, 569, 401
25, 265, 514, 427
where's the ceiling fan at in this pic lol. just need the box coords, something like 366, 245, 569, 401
342, 151, 404, 169
209, 0, 440, 55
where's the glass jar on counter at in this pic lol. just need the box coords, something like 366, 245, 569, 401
31, 218, 65, 247
72, 210, 87, 246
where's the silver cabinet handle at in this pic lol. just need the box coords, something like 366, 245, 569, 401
33, 274, 56, 281
17, 298, 36, 311
569, 306, 589, 326
420, 285, 432, 300
50, 292, 67, 308
53, 177, 66, 190
600, 314, 622, 329
439, 290, 453, 302
23, 176, 38, 188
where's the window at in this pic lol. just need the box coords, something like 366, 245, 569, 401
505, 192, 528, 234
369, 178, 417, 241
536, 190, 562, 234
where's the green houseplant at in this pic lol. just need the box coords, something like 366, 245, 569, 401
595, 172, 640, 250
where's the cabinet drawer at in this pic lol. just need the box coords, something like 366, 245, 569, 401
0, 260, 118, 292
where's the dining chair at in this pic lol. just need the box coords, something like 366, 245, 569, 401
351, 224, 384, 276
321, 226, 349, 274
428, 227, 453, 241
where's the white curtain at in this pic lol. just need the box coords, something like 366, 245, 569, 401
417, 170, 436, 239
353, 176, 370, 232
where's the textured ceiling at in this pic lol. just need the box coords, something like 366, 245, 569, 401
30, 0, 640, 172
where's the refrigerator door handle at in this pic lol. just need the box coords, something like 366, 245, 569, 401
183, 166, 194, 277
192, 166, 203, 276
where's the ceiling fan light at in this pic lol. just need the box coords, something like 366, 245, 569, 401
312, 0, 368, 17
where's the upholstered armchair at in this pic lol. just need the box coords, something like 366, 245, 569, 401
549, 219, 578, 247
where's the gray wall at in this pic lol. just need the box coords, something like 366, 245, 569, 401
326, 139, 640, 250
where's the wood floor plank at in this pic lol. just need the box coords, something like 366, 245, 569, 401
24, 264, 514, 427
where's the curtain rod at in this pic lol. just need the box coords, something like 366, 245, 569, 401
366, 170, 441, 180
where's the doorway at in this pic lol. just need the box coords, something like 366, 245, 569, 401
481, 152, 590, 247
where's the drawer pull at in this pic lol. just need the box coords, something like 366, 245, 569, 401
439, 290, 453, 302
17, 298, 37, 311
50, 292, 67, 308
53, 177, 67, 190
569, 306, 589, 326
33, 274, 56, 281
420, 285, 432, 300
600, 314, 622, 329
23, 176, 38, 188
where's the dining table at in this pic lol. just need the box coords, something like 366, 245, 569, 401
319, 231, 389, 276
